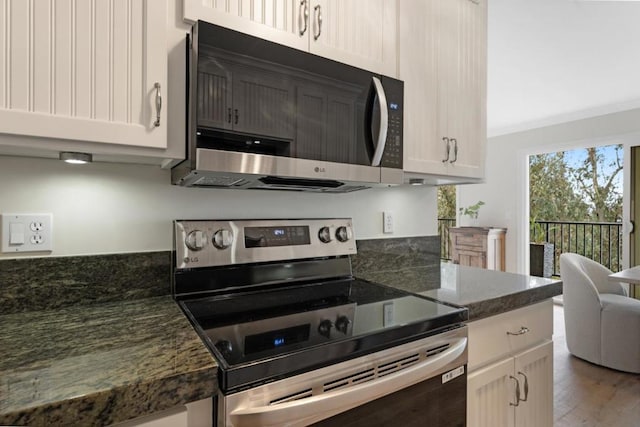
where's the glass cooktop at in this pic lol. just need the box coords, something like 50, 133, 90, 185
180, 279, 467, 392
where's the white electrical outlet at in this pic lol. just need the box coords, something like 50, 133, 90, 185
383, 211, 394, 234
1, 213, 53, 253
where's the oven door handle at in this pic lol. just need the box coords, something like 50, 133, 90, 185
229, 337, 467, 427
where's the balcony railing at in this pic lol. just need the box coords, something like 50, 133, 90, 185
533, 220, 623, 276
438, 218, 456, 260
438, 218, 623, 276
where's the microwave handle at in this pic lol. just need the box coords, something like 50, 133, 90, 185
370, 76, 389, 167
229, 337, 467, 427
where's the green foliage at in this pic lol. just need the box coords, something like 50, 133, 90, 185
459, 200, 485, 219
529, 145, 623, 271
529, 145, 623, 222
529, 217, 556, 243
437, 185, 457, 219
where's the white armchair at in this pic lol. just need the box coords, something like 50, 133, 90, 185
559, 253, 640, 373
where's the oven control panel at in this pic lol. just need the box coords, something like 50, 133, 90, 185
174, 218, 357, 269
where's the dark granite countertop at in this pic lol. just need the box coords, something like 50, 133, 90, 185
0, 296, 217, 427
357, 262, 562, 321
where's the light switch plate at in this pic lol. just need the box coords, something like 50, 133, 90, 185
1, 213, 53, 253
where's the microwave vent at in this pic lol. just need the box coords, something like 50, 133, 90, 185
192, 176, 249, 187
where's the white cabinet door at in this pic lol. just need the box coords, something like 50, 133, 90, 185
399, 0, 448, 176
183, 0, 307, 51
0, 0, 167, 149
514, 341, 553, 427
467, 341, 553, 427
446, 0, 487, 179
400, 0, 486, 180
467, 357, 516, 427
309, 0, 396, 76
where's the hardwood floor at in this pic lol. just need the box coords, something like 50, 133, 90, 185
553, 305, 640, 426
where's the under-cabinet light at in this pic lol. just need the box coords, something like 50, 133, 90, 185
59, 152, 93, 164
409, 178, 425, 186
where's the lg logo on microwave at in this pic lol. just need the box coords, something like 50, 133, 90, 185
314, 167, 326, 173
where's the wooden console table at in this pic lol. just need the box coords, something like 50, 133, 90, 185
449, 227, 507, 271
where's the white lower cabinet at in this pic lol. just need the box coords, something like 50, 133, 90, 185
111, 398, 212, 427
468, 341, 553, 427
467, 300, 554, 427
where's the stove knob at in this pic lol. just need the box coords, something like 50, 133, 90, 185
318, 226, 332, 243
335, 316, 352, 334
215, 340, 233, 357
318, 319, 333, 338
213, 229, 234, 249
185, 230, 207, 251
335, 226, 353, 243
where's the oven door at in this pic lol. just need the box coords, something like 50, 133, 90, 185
218, 327, 467, 427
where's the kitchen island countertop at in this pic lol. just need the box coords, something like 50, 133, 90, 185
0, 296, 217, 427
357, 262, 563, 321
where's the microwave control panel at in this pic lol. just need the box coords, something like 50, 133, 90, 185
381, 76, 403, 169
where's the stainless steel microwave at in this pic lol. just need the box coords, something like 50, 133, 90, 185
171, 21, 404, 192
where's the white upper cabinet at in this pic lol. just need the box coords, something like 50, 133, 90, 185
183, 0, 307, 51
183, 0, 397, 76
0, 0, 167, 149
307, 0, 397, 77
400, 0, 487, 181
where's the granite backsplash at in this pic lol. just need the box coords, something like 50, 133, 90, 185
0, 251, 171, 314
351, 235, 441, 291
1, 236, 440, 314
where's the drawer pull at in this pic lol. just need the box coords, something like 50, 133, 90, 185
507, 326, 530, 336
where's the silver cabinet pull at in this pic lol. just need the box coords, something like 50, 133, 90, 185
299, 0, 309, 36
153, 82, 162, 127
449, 138, 458, 163
517, 371, 529, 402
507, 326, 530, 336
370, 76, 388, 167
509, 375, 521, 406
442, 137, 450, 163
313, 5, 322, 40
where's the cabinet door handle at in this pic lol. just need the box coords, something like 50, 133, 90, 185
313, 5, 322, 40
227, 108, 232, 123
517, 371, 529, 402
299, 0, 309, 36
442, 137, 450, 163
234, 109, 239, 125
449, 138, 458, 163
153, 82, 162, 127
509, 375, 521, 407
507, 326, 530, 336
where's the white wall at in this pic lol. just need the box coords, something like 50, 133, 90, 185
0, 155, 438, 259
458, 108, 640, 274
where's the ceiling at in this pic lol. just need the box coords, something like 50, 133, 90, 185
487, 0, 640, 136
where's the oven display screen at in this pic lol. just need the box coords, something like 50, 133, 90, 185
244, 324, 310, 355
244, 226, 311, 248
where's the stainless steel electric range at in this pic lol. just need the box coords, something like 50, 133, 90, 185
173, 219, 469, 427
